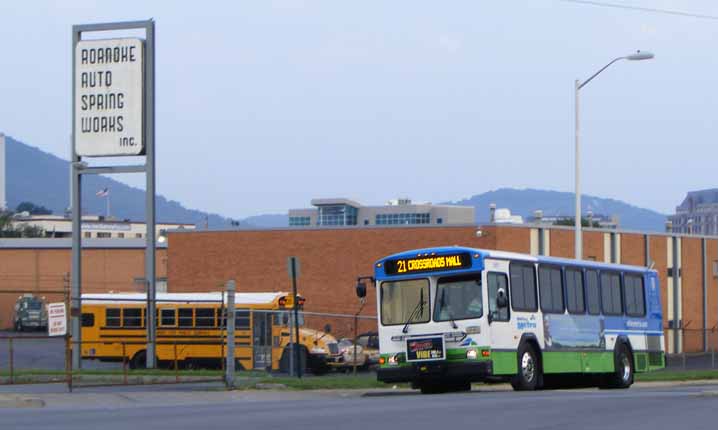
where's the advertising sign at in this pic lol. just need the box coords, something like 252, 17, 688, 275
75, 38, 144, 156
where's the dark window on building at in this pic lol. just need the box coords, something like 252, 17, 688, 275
97, 232, 112, 238
586, 270, 601, 315
624, 274, 646, 317
436, 218, 443, 224
488, 272, 510, 321
81, 313, 95, 327
364, 219, 369, 225
160, 309, 176, 326
84, 232, 92, 238
565, 268, 585, 314
195, 308, 215, 327
600, 272, 623, 316
106, 308, 121, 327
118, 233, 125, 238
178, 308, 194, 327
123, 308, 142, 327
538, 265, 564, 314
236, 310, 250, 329
510, 262, 538, 312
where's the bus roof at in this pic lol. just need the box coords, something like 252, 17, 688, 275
81, 292, 291, 305
376, 246, 654, 274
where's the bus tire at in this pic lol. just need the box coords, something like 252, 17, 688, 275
279, 344, 307, 374
130, 350, 147, 370
603, 343, 634, 389
511, 343, 541, 391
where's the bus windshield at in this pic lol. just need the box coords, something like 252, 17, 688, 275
380, 279, 430, 326
434, 275, 483, 321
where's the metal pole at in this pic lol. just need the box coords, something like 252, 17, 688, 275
288, 310, 294, 377
8, 338, 13, 385
574, 79, 582, 260
145, 19, 157, 369
353, 314, 358, 376
291, 258, 301, 378
225, 280, 236, 388
703, 238, 708, 352
673, 236, 680, 354
70, 26, 82, 371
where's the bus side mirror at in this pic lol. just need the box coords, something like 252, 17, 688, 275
356, 281, 367, 299
496, 288, 508, 308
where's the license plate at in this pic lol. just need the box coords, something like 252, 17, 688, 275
406, 336, 445, 362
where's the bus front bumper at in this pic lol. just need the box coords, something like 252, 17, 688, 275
377, 360, 493, 384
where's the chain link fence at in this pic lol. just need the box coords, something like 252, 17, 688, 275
665, 328, 718, 370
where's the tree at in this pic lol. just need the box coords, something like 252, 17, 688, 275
15, 201, 52, 215
0, 210, 46, 238
553, 217, 600, 228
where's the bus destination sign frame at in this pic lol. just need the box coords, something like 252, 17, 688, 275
383, 252, 472, 276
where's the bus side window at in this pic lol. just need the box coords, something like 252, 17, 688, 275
624, 274, 646, 317
123, 308, 143, 327
236, 310, 250, 329
538, 265, 564, 314
509, 263, 538, 312
565, 268, 585, 314
600, 272, 623, 316
585, 270, 601, 315
106, 308, 121, 327
81, 313, 95, 327
160, 308, 177, 326
195, 308, 216, 327
488, 272, 510, 321
178, 308, 194, 327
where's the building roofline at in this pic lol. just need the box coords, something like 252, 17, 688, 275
0, 238, 168, 250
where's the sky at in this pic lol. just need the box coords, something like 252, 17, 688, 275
1, 0, 717, 218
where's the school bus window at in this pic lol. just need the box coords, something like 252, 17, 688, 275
106, 308, 121, 327
81, 313, 95, 327
160, 308, 176, 326
178, 308, 193, 327
195, 308, 216, 327
123, 308, 143, 327
236, 310, 250, 329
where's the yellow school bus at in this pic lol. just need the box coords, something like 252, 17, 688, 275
79, 292, 339, 372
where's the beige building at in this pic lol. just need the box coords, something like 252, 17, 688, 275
10, 214, 194, 239
288, 197, 474, 227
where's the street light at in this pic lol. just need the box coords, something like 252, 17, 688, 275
574, 50, 654, 260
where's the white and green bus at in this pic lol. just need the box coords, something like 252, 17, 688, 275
356, 247, 665, 393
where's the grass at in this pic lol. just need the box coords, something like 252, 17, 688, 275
635, 369, 718, 382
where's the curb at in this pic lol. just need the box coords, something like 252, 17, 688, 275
0, 395, 45, 408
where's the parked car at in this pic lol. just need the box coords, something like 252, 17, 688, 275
13, 294, 48, 331
328, 338, 368, 371
355, 331, 380, 365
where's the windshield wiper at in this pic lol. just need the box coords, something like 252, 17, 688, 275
401, 288, 425, 334
439, 288, 458, 329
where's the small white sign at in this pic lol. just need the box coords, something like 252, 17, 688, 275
75, 38, 144, 157
48, 302, 67, 337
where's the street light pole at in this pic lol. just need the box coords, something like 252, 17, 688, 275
574, 50, 654, 260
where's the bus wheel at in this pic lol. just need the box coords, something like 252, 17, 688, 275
603, 344, 634, 389
130, 350, 147, 370
511, 343, 540, 391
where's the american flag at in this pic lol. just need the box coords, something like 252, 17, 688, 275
96, 188, 109, 197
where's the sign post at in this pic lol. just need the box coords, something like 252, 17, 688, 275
287, 257, 302, 378
71, 20, 156, 369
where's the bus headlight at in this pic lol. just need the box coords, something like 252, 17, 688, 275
388, 354, 401, 366
466, 349, 478, 360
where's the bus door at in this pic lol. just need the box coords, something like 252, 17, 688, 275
252, 311, 273, 369
484, 259, 515, 371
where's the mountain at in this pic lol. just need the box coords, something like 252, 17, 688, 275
3, 134, 233, 227
242, 213, 288, 228
447, 188, 667, 232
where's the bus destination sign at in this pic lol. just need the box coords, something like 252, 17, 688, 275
383, 252, 472, 276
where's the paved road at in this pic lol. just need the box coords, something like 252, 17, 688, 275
1, 383, 717, 430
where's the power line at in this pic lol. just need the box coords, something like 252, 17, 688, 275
560, 0, 718, 20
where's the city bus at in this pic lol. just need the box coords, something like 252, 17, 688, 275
79, 292, 339, 373
357, 247, 665, 393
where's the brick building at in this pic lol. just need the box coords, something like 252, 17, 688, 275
0, 239, 167, 329
1, 224, 716, 354
167, 224, 718, 354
